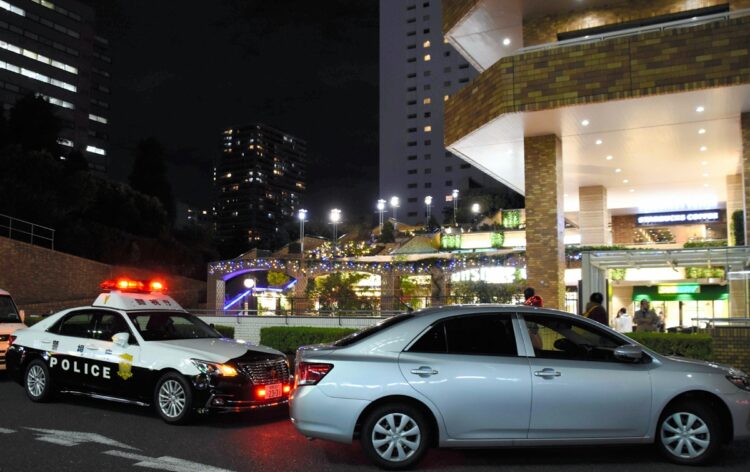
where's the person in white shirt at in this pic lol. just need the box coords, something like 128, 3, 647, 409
614, 307, 633, 333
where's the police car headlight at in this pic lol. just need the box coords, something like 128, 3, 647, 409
191, 359, 238, 377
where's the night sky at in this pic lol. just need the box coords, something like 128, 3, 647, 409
84, 0, 379, 224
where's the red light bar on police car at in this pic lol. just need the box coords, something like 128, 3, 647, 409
100, 277, 167, 293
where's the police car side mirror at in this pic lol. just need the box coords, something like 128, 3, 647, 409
112, 332, 130, 347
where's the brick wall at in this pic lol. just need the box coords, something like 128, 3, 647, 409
0, 237, 205, 313
524, 135, 565, 310
523, 0, 750, 47
612, 215, 637, 244
445, 15, 750, 145
706, 326, 750, 373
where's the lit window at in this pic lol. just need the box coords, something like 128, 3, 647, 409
0, 1, 26, 16
444, 95, 449, 101
423, 97, 431, 105
423, 40, 430, 48
88, 114, 108, 124
1, 39, 77, 74
0, 59, 76, 91
423, 54, 431, 61
85, 145, 106, 156
57, 138, 74, 147
424, 125, 432, 132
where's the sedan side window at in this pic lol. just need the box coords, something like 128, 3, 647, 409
409, 314, 517, 356
56, 312, 95, 338
94, 313, 135, 343
524, 315, 625, 362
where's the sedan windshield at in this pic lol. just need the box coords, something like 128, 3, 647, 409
0, 295, 22, 324
127, 311, 221, 341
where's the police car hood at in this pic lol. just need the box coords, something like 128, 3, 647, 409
149, 337, 284, 363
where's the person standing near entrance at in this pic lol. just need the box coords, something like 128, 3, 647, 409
523, 287, 543, 307
614, 307, 633, 333
634, 299, 659, 332
583, 292, 608, 326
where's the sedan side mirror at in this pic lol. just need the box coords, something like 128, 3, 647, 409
19, 309, 26, 324
614, 345, 643, 362
112, 332, 130, 347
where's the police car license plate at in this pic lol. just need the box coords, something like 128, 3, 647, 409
266, 383, 282, 399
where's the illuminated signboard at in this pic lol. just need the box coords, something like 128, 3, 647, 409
658, 284, 701, 294
636, 210, 720, 226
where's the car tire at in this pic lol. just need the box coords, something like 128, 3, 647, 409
154, 372, 193, 425
656, 400, 722, 465
24, 359, 54, 402
361, 403, 431, 470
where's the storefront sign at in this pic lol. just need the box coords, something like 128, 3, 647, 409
658, 284, 701, 295
636, 210, 720, 226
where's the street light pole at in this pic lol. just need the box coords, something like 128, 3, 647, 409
376, 199, 386, 230
471, 202, 480, 229
390, 196, 399, 231
329, 208, 341, 249
424, 195, 432, 226
297, 208, 307, 263
452, 189, 459, 226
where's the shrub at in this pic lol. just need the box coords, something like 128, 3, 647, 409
260, 326, 359, 354
626, 332, 712, 361
212, 324, 235, 339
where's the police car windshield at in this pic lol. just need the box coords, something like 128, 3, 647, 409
127, 312, 221, 341
0, 295, 22, 324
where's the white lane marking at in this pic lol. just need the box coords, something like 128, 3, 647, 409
26, 428, 137, 450
0, 427, 17, 434
103, 450, 236, 472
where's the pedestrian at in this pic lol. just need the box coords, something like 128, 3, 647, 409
614, 307, 633, 333
523, 287, 543, 307
633, 299, 659, 332
583, 292, 608, 326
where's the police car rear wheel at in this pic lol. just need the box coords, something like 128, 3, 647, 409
25, 359, 54, 402
155, 372, 193, 424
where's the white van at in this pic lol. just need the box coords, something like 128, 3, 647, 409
0, 289, 25, 371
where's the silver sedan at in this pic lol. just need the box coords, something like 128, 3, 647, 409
290, 305, 750, 469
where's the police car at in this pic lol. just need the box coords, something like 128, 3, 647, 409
1, 289, 26, 371
5, 278, 292, 424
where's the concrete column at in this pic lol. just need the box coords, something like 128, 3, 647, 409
742, 113, 750, 245
429, 266, 450, 307
291, 270, 310, 314
726, 174, 742, 246
578, 185, 610, 245
524, 134, 565, 310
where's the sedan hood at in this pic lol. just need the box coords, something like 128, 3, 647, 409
665, 355, 740, 374
149, 338, 284, 363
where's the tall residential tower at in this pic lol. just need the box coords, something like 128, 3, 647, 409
213, 123, 306, 250
0, 0, 111, 172
380, 0, 494, 224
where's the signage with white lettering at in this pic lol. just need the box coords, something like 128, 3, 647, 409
635, 210, 721, 226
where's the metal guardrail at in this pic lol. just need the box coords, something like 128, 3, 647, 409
693, 317, 750, 327
0, 213, 55, 250
514, 8, 750, 56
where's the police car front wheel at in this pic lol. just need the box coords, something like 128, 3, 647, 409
155, 372, 193, 424
24, 359, 55, 402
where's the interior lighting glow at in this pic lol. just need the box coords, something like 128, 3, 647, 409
698, 128, 706, 134
502, 37, 511, 46
606, 155, 613, 160
615, 168, 622, 173
581, 119, 590, 126
700, 146, 707, 152
596, 139, 603, 145
696, 106, 704, 113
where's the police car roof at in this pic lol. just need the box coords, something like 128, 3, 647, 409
92, 291, 184, 312
0, 288, 10, 296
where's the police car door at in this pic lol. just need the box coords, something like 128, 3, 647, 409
86, 311, 141, 398
48, 310, 98, 391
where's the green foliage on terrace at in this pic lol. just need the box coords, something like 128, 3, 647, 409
260, 326, 359, 354
501, 209, 521, 229
683, 241, 727, 248
626, 333, 712, 361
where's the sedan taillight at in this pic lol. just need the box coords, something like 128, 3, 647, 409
295, 362, 333, 386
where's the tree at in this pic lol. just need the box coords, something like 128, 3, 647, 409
379, 220, 395, 243
64, 148, 90, 174
129, 137, 176, 222
7, 94, 61, 153
426, 214, 440, 232
452, 280, 523, 304
307, 272, 368, 310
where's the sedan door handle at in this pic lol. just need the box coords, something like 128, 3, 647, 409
410, 366, 439, 377
534, 368, 562, 378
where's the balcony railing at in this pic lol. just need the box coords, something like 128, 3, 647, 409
515, 7, 750, 56
0, 213, 55, 250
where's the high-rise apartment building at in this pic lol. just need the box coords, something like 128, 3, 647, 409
213, 123, 306, 249
380, 0, 494, 224
0, 0, 110, 173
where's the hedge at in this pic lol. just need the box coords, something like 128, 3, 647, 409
260, 326, 359, 354
626, 332, 712, 361
213, 324, 235, 339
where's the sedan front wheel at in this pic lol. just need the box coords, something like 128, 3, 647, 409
657, 401, 722, 465
154, 372, 193, 424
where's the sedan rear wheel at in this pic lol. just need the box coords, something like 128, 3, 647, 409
154, 372, 193, 424
362, 403, 430, 470
657, 401, 722, 465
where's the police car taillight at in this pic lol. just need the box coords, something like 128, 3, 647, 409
100, 278, 167, 293
8, 335, 16, 347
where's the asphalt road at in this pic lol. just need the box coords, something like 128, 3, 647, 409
1, 374, 749, 472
